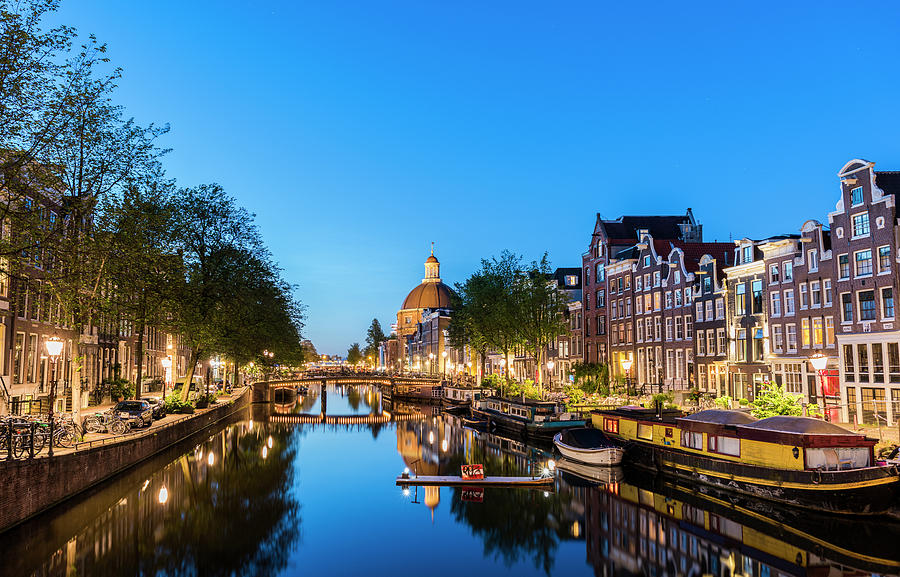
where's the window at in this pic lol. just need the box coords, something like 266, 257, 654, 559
769, 264, 780, 283
852, 212, 870, 237
611, 301, 618, 319
597, 265, 605, 282
742, 245, 752, 264
705, 300, 713, 321
635, 276, 642, 291
873, 344, 885, 383
617, 277, 624, 292
736, 329, 747, 361
698, 331, 706, 355
636, 295, 643, 315
13, 332, 24, 384
703, 275, 711, 293
800, 283, 809, 309
665, 291, 673, 309
715, 298, 724, 319
879, 246, 891, 274
684, 315, 692, 340
643, 256, 651, 267
883, 287, 894, 319
675, 317, 683, 340
841, 293, 853, 322
772, 325, 784, 352
770, 292, 781, 316
850, 186, 863, 206
813, 317, 823, 347
807, 250, 818, 272
26, 334, 37, 383
603, 418, 619, 434
654, 292, 661, 310
674, 270, 681, 284
811, 281, 821, 307
696, 302, 703, 322
653, 271, 660, 286
675, 289, 682, 307
858, 344, 870, 383
751, 280, 763, 314
625, 298, 632, 317
654, 317, 661, 340
844, 344, 854, 380
637, 321, 644, 342
565, 275, 577, 286
889, 343, 900, 383
708, 435, 740, 456
825, 316, 834, 347
684, 288, 692, 305
839, 254, 850, 279
637, 423, 653, 440
682, 431, 703, 450
783, 289, 795, 315
783, 363, 802, 394
801, 318, 811, 348
855, 250, 873, 277
824, 280, 833, 305
859, 290, 876, 321
644, 273, 650, 289
665, 318, 673, 341
735, 284, 746, 315
783, 261, 793, 281
716, 329, 726, 355
786, 324, 797, 352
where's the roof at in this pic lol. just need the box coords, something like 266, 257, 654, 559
603, 214, 693, 241
737, 416, 856, 435
401, 282, 454, 310
678, 410, 757, 426
674, 242, 733, 272
553, 267, 582, 290
876, 171, 900, 196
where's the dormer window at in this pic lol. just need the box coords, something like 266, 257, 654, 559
644, 256, 651, 267
808, 250, 818, 272
565, 275, 577, 286
850, 186, 863, 207
742, 246, 752, 264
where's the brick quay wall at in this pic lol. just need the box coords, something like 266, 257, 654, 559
0, 389, 250, 534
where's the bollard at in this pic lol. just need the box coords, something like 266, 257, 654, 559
29, 422, 35, 459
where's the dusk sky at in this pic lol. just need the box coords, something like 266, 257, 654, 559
53, 1, 900, 355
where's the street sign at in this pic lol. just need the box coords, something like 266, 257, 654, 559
461, 464, 484, 480
461, 487, 484, 502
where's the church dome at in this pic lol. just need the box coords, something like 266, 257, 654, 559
401, 246, 454, 311
402, 282, 454, 310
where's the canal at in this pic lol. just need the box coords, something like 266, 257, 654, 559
6, 383, 900, 576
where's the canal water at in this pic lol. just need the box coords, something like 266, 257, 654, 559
6, 383, 900, 577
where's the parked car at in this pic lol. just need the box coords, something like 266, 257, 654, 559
114, 400, 153, 428
144, 396, 167, 419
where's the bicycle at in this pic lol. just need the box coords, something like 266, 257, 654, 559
83, 410, 130, 435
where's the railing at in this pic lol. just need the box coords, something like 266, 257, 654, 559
1, 388, 247, 460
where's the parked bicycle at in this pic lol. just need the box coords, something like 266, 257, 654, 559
82, 410, 130, 435
0, 417, 48, 458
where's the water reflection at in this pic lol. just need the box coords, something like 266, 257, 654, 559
6, 384, 900, 577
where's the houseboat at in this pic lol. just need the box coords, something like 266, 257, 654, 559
472, 396, 586, 439
382, 381, 443, 404
442, 383, 493, 407
591, 407, 900, 514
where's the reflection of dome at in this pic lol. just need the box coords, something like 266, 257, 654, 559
402, 282, 453, 310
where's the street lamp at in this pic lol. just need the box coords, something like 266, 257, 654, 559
621, 357, 634, 397
428, 352, 435, 376
161, 357, 172, 399
44, 337, 64, 457
442, 350, 448, 377
547, 360, 555, 391
809, 352, 829, 420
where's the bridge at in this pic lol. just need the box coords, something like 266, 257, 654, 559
252, 375, 442, 403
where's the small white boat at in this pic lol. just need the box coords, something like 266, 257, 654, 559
553, 428, 624, 466
555, 458, 625, 485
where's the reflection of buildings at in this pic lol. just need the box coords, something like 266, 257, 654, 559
584, 479, 900, 577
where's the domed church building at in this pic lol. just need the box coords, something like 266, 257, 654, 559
395, 246, 458, 374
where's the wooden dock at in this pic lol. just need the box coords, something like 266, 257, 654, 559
395, 475, 554, 488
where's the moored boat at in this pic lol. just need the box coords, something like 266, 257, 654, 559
472, 396, 586, 439
441, 383, 492, 407
591, 406, 900, 514
553, 427, 624, 466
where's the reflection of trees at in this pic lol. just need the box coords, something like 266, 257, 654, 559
448, 440, 568, 575
347, 386, 361, 410
138, 425, 301, 577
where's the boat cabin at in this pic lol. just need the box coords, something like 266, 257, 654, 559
593, 408, 878, 471
480, 397, 566, 421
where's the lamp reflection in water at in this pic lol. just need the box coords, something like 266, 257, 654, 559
207, 452, 215, 466
158, 486, 168, 505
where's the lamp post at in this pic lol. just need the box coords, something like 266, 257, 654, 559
161, 357, 172, 399
809, 352, 829, 420
547, 360, 555, 392
428, 353, 435, 376
441, 350, 448, 377
44, 337, 64, 457
621, 357, 634, 397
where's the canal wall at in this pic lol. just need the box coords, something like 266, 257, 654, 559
0, 388, 250, 534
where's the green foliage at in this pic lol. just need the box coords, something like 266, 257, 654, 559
363, 319, 386, 359
103, 378, 135, 401
687, 388, 701, 403
713, 395, 733, 409
164, 394, 195, 414
749, 383, 805, 418
481, 374, 503, 390
647, 391, 674, 408
504, 379, 542, 401
738, 397, 750, 406
194, 392, 219, 409
570, 362, 610, 396
347, 343, 363, 365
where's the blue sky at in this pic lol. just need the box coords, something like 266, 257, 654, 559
52, 1, 900, 355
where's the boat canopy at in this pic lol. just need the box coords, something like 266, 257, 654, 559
676, 410, 757, 432
737, 416, 857, 435
734, 416, 873, 448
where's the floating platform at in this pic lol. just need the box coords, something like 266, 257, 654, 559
395, 475, 553, 488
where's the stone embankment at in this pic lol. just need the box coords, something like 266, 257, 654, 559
0, 388, 250, 534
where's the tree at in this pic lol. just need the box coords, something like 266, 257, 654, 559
347, 343, 362, 365
751, 382, 819, 418
363, 318, 385, 359
513, 253, 569, 395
